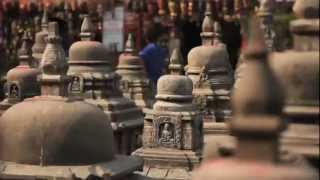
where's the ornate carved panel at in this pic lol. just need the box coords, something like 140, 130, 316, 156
153, 115, 182, 149
69, 75, 83, 93
8, 82, 21, 101
120, 80, 130, 93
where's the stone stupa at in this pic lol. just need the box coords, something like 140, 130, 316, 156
116, 33, 154, 109
133, 48, 203, 180
186, 1, 234, 138
68, 15, 144, 155
0, 31, 40, 116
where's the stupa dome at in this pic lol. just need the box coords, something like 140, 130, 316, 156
68, 15, 112, 74
187, 45, 229, 73
186, 2, 232, 80
0, 97, 115, 165
7, 31, 40, 99
117, 33, 146, 79
156, 75, 193, 101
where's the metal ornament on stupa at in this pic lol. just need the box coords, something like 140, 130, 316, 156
257, 0, 275, 51
68, 15, 144, 155
0, 22, 142, 180
270, 0, 319, 162
116, 33, 154, 109
133, 48, 203, 180
186, 2, 234, 136
0, 31, 40, 116
192, 19, 318, 180
32, 9, 49, 67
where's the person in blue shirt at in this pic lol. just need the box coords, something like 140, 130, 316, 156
139, 23, 168, 92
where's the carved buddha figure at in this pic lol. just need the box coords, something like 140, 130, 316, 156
159, 122, 174, 146
8, 83, 19, 99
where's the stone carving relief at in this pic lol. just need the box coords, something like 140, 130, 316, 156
194, 67, 210, 89
153, 115, 182, 149
70, 76, 83, 93
8, 83, 21, 100
159, 123, 175, 146
120, 80, 130, 93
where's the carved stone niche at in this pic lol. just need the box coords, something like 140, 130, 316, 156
69, 75, 84, 95
7, 82, 21, 103
143, 111, 203, 152
154, 115, 182, 149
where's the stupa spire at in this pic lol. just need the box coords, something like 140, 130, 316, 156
39, 22, 70, 96
244, 17, 268, 59
213, 21, 222, 44
80, 15, 95, 41
124, 33, 136, 54
169, 48, 184, 75
202, 1, 214, 33
18, 31, 33, 66
41, 8, 48, 31
201, 1, 215, 45
231, 18, 285, 163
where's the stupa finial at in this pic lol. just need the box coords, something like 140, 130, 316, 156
41, 8, 48, 30
80, 15, 95, 41
244, 16, 268, 59
124, 33, 136, 54
231, 18, 285, 163
40, 22, 68, 76
169, 48, 184, 75
18, 31, 33, 65
202, 1, 214, 33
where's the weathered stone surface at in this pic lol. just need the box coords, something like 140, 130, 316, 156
0, 96, 115, 165
192, 159, 317, 180
0, 155, 142, 180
